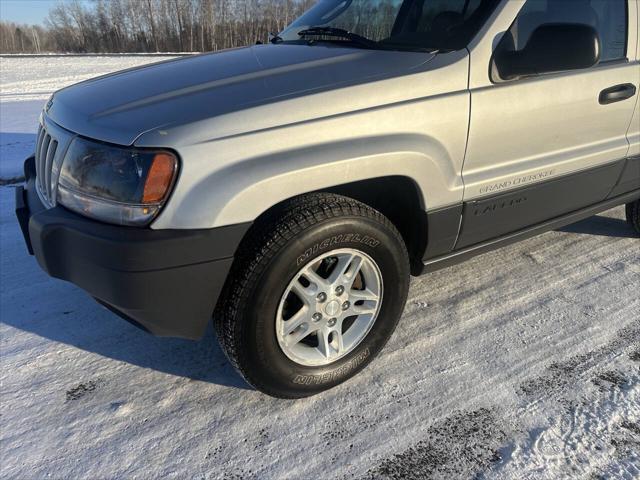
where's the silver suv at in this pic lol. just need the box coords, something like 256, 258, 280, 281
15, 0, 640, 397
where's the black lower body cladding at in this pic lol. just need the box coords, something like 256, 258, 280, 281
16, 156, 250, 340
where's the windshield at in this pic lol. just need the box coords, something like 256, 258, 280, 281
280, 0, 500, 51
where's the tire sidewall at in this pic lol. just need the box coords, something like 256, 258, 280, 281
238, 215, 409, 397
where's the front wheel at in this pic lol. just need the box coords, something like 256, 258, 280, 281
626, 199, 640, 235
214, 193, 410, 398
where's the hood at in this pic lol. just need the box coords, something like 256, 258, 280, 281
46, 44, 435, 146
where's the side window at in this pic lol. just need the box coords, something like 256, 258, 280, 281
590, 0, 628, 61
510, 0, 628, 62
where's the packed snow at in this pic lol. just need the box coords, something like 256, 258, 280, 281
1, 55, 639, 479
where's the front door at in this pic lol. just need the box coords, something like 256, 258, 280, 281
457, 0, 639, 249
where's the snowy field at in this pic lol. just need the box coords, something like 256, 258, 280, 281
0, 55, 178, 182
1, 56, 639, 479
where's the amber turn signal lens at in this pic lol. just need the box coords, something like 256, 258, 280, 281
142, 153, 177, 203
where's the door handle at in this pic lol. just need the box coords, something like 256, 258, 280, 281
599, 83, 637, 105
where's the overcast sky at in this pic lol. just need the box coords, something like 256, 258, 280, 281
1, 0, 90, 25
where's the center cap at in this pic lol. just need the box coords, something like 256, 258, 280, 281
324, 300, 341, 317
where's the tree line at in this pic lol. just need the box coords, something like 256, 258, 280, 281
0, 0, 314, 54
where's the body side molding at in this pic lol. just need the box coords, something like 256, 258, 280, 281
419, 189, 640, 274
455, 160, 625, 249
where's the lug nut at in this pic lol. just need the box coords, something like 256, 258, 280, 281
317, 292, 327, 303
312, 313, 322, 323
328, 318, 337, 327
335, 286, 345, 296
342, 301, 351, 311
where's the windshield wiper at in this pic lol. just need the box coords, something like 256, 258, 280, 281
297, 27, 381, 50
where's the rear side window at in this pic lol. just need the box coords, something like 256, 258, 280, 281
510, 0, 627, 62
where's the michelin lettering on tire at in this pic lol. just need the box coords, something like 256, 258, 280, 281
292, 348, 371, 385
296, 233, 380, 266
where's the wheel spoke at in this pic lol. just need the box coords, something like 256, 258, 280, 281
352, 300, 378, 316
331, 329, 344, 354
282, 307, 309, 335
286, 321, 315, 347
343, 255, 364, 289
327, 253, 355, 284
290, 281, 316, 305
317, 328, 332, 359
349, 288, 379, 303
301, 266, 328, 290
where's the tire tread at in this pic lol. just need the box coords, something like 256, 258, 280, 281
626, 199, 640, 234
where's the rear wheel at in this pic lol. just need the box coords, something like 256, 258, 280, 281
626, 199, 640, 235
214, 193, 410, 398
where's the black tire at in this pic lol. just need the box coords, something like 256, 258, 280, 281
626, 199, 640, 235
214, 193, 410, 398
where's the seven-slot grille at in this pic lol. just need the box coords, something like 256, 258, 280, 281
34, 118, 73, 208
35, 124, 58, 207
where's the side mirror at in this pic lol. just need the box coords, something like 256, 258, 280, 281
495, 23, 600, 81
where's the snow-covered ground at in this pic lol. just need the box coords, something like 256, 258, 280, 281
1, 56, 639, 480
0, 55, 178, 182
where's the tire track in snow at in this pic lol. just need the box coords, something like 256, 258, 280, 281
360, 324, 639, 480
493, 340, 640, 480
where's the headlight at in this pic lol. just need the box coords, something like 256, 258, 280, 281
57, 137, 178, 226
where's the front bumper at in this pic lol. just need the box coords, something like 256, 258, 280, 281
15, 156, 250, 340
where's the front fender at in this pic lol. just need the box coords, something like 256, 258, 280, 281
153, 132, 464, 229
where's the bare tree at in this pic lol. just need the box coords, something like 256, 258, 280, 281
1, 0, 314, 54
